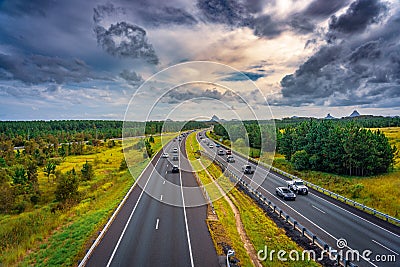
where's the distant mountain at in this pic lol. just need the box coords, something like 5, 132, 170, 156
349, 110, 361, 118
324, 113, 335, 119
211, 115, 220, 122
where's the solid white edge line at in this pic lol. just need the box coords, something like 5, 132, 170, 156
79, 144, 164, 267
155, 218, 160, 230
106, 149, 165, 267
226, 140, 400, 239
372, 239, 399, 255
198, 134, 380, 267
179, 138, 195, 267
160, 194, 163, 201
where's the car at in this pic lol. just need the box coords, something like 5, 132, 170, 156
216, 143, 221, 148
173, 148, 178, 153
276, 187, 296, 200
161, 153, 169, 158
242, 165, 254, 174
200, 136, 203, 139
218, 149, 224, 155
171, 165, 179, 173
209, 144, 214, 148
287, 179, 308, 195
226, 150, 232, 155
172, 155, 179, 161
227, 155, 235, 163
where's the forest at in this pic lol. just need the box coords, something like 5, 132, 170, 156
213, 117, 397, 176
0, 120, 207, 215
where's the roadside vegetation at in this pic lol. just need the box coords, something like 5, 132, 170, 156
0, 134, 172, 266
210, 123, 400, 219
186, 133, 319, 267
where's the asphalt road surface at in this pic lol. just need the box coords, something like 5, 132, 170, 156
198, 131, 400, 267
84, 135, 219, 267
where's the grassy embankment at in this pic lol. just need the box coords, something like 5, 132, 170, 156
186, 133, 319, 267
209, 127, 400, 219
0, 135, 174, 266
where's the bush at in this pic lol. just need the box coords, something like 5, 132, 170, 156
55, 171, 80, 203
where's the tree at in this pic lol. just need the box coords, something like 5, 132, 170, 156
119, 158, 128, 171
291, 150, 310, 171
44, 161, 56, 183
55, 170, 79, 203
81, 160, 94, 181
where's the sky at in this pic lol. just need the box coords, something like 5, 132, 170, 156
0, 0, 399, 121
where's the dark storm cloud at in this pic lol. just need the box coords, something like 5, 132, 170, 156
0, 53, 99, 85
303, 0, 350, 18
327, 0, 388, 41
196, 0, 250, 27
288, 14, 316, 34
94, 22, 159, 64
252, 15, 285, 38
278, 7, 400, 108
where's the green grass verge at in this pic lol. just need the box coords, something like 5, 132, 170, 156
186, 133, 320, 267
1, 134, 174, 266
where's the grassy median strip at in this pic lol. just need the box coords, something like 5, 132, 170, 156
0, 135, 174, 266
187, 133, 320, 267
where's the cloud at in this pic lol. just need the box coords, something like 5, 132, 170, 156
278, 7, 400, 108
327, 0, 388, 42
222, 71, 266, 81
196, 0, 250, 27
94, 22, 159, 64
303, 0, 350, 18
0, 53, 100, 85
119, 69, 144, 86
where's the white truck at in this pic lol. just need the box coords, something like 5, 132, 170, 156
287, 179, 308, 195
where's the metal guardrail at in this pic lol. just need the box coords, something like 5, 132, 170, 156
201, 150, 359, 267
204, 133, 400, 226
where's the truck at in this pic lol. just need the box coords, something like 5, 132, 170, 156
287, 179, 308, 195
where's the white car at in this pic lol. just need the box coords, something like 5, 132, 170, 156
162, 153, 169, 158
173, 148, 178, 153
209, 144, 214, 148
287, 179, 308, 195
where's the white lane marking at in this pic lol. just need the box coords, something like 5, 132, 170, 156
312, 205, 326, 214
106, 150, 164, 267
160, 194, 163, 201
155, 218, 160, 230
309, 191, 400, 239
165, 170, 167, 175
163, 180, 166, 184
246, 155, 400, 239
372, 239, 399, 255
199, 141, 380, 266
79, 145, 163, 267
167, 164, 168, 167
179, 144, 195, 267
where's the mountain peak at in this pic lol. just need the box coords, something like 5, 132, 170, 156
324, 113, 335, 119
349, 110, 360, 117
211, 115, 220, 122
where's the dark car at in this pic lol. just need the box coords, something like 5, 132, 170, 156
227, 155, 235, 163
172, 155, 179, 161
216, 143, 221, 148
242, 165, 254, 174
171, 165, 179, 173
276, 187, 296, 200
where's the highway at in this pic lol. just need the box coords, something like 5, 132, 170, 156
198, 131, 400, 267
83, 135, 219, 267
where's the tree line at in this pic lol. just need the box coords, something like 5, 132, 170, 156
279, 121, 396, 176
212, 117, 397, 176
